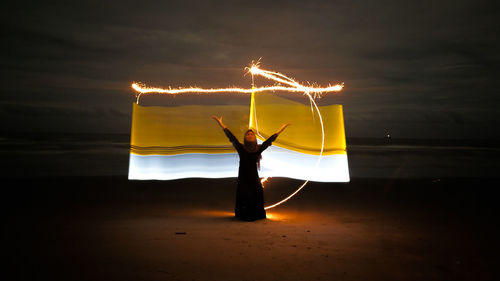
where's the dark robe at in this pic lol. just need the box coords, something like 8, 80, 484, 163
223, 128, 278, 221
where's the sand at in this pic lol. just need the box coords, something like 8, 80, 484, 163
4, 177, 499, 281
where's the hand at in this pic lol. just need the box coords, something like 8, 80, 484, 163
277, 123, 291, 134
211, 116, 226, 128
211, 115, 223, 124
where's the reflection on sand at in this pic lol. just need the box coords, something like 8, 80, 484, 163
193, 209, 289, 222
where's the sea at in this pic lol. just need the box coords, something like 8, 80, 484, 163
1, 132, 498, 180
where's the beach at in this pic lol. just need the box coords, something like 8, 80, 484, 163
5, 176, 498, 281
4, 1, 500, 280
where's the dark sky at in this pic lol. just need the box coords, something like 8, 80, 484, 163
1, 0, 499, 139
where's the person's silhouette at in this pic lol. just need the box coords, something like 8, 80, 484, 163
212, 116, 290, 221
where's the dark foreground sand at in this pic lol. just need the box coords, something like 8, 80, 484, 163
4, 177, 499, 281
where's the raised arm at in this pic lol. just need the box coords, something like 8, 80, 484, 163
212, 116, 243, 152
259, 123, 291, 153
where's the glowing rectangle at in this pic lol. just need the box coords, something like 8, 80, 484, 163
128, 92, 349, 182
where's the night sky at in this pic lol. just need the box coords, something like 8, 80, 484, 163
2, 0, 499, 139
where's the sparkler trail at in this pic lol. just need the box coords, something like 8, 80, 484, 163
247, 63, 327, 210
131, 83, 343, 95
131, 63, 343, 96
257, 83, 326, 210
131, 62, 344, 210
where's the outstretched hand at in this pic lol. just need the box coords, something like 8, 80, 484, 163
211, 115, 227, 129
211, 115, 223, 124
276, 123, 291, 135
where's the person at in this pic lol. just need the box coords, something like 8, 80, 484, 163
212, 116, 290, 221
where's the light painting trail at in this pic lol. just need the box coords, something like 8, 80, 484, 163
132, 83, 343, 95
130, 62, 344, 210
260, 84, 326, 210
131, 63, 343, 97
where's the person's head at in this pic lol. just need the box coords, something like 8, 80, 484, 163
244, 129, 256, 143
243, 129, 262, 168
243, 129, 257, 151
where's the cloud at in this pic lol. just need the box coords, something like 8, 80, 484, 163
0, 0, 499, 138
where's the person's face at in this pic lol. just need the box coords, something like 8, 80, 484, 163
245, 131, 256, 143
